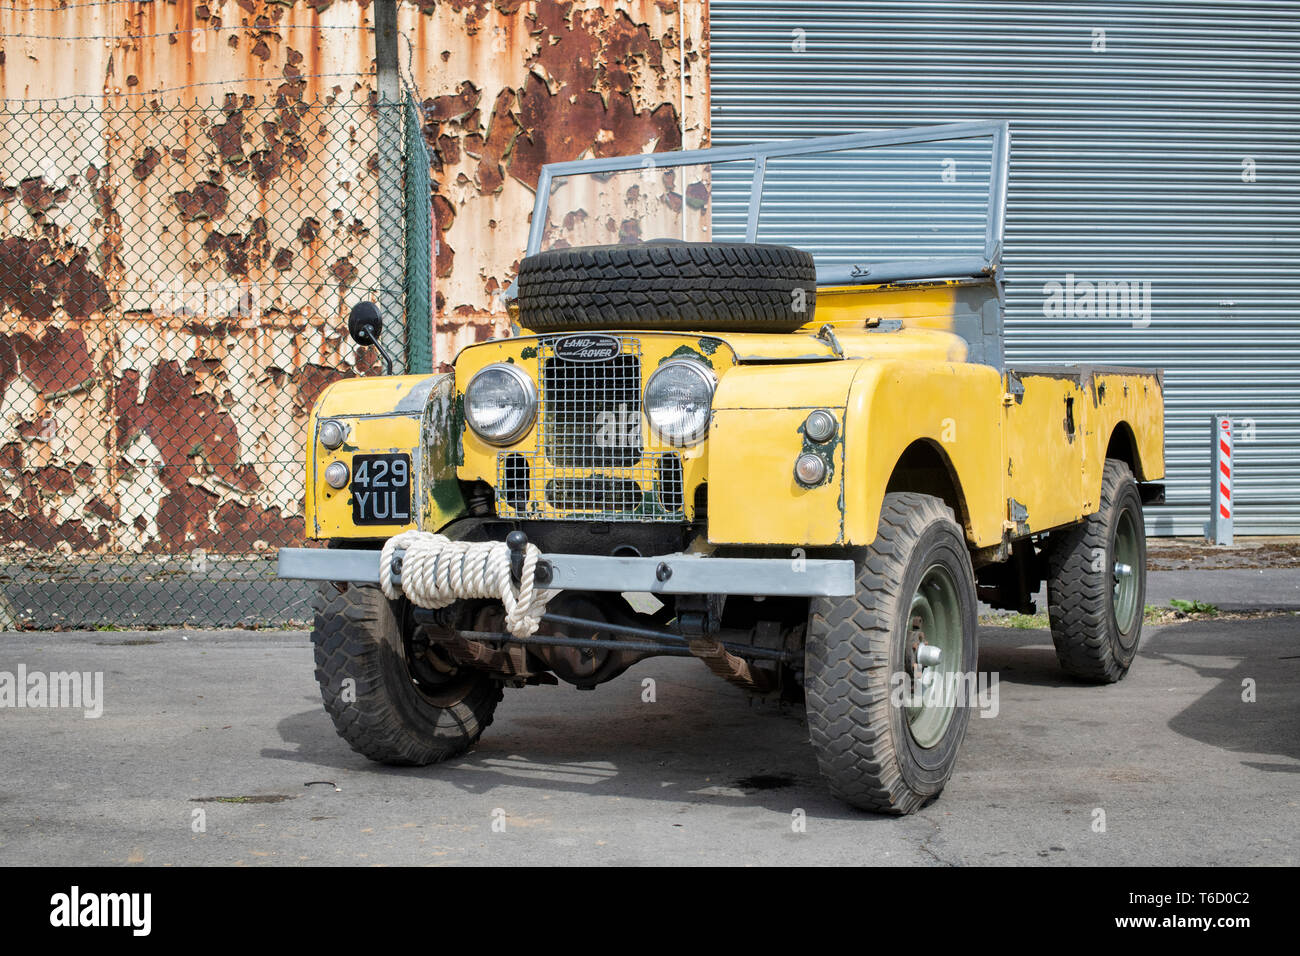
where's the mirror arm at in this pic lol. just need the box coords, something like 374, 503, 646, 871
356, 327, 395, 376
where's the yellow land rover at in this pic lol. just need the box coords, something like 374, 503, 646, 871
279, 123, 1164, 815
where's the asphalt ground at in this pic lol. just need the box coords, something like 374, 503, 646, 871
1, 608, 1295, 866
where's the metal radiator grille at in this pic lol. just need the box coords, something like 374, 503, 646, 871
496, 452, 685, 520
494, 336, 687, 521
540, 338, 643, 468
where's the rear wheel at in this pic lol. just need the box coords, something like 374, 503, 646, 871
1045, 458, 1147, 683
805, 493, 979, 814
311, 583, 501, 765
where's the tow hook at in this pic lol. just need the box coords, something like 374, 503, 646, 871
506, 530, 554, 586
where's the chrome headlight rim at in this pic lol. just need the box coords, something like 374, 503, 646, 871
465, 361, 538, 446
644, 358, 716, 447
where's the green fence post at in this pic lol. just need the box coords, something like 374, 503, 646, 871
404, 93, 433, 374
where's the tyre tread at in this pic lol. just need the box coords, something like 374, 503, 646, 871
805, 493, 970, 815
1044, 459, 1144, 683
311, 584, 501, 766
515, 241, 817, 333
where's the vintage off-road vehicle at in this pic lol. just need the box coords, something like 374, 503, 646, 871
279, 123, 1164, 814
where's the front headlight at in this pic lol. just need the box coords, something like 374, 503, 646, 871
644, 359, 715, 446
465, 363, 537, 445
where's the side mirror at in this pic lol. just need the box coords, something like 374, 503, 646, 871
348, 300, 382, 346
347, 301, 394, 375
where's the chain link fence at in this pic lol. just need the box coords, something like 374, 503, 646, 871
0, 89, 432, 629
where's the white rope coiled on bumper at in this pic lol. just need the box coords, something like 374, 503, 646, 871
379, 530, 555, 639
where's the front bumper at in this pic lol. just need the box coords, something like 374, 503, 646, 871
277, 547, 855, 598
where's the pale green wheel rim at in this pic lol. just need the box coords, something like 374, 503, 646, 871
1112, 507, 1141, 640
905, 563, 963, 749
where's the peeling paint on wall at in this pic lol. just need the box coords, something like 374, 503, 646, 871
411, 0, 709, 357
0, 0, 707, 560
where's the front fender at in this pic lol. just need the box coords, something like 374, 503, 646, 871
305, 373, 465, 539
842, 360, 1004, 548
706, 361, 861, 546
706, 359, 1004, 548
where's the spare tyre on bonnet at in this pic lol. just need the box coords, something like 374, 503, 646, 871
514, 240, 817, 333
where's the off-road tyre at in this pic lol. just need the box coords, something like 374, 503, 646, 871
805, 493, 979, 815
1045, 458, 1147, 683
514, 241, 817, 333
311, 582, 501, 765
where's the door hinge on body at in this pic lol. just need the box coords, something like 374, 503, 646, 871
1006, 497, 1030, 538
1002, 370, 1025, 407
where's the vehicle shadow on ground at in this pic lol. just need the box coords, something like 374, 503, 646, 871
262, 685, 871, 820
975, 626, 1079, 688
258, 628, 1148, 819
1146, 616, 1300, 769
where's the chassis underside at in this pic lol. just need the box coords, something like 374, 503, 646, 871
283, 517, 859, 694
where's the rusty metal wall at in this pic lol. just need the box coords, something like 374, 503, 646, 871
0, 91, 396, 629
409, 0, 710, 361
0, 1, 707, 628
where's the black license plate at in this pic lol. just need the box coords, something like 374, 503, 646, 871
350, 453, 411, 525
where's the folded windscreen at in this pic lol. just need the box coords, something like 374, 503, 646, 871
527, 122, 1008, 287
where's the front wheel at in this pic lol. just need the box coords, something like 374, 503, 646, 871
805, 493, 979, 815
311, 583, 501, 765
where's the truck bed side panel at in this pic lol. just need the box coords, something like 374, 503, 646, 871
1003, 374, 1086, 534
1005, 366, 1164, 536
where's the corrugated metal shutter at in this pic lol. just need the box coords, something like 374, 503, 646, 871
710, 0, 1300, 535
